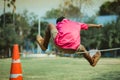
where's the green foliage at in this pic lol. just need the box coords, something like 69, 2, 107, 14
63, 4, 80, 18
28, 21, 49, 48
81, 27, 103, 49
99, 1, 112, 15
0, 12, 13, 24
45, 9, 63, 19
0, 24, 22, 46
97, 0, 120, 49
15, 14, 31, 38
99, 0, 120, 15
102, 19, 120, 48
44, 0, 81, 19
21, 10, 38, 26
81, 17, 120, 49
0, 12, 31, 56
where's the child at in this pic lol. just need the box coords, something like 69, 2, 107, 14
36, 16, 102, 67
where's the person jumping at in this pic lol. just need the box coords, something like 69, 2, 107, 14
36, 16, 102, 67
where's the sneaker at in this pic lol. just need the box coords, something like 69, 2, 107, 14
89, 49, 98, 57
36, 35, 46, 51
91, 51, 101, 67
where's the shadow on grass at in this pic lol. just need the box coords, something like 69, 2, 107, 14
92, 71, 120, 80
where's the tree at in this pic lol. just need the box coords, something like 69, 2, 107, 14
0, 12, 31, 57
99, 0, 120, 16
7, 0, 16, 24
101, 22, 120, 48
0, 13, 13, 25
28, 21, 49, 49
95, 0, 120, 57
0, 22, 22, 57
44, 0, 93, 19
44, 0, 80, 19
2, 0, 16, 27
99, 0, 120, 49
80, 17, 104, 49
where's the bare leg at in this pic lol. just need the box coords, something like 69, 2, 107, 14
36, 23, 57, 51
36, 35, 46, 50
78, 44, 101, 67
91, 51, 101, 66
78, 44, 93, 66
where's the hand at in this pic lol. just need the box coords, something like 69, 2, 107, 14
97, 24, 102, 28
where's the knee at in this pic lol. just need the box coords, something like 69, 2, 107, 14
48, 23, 54, 27
48, 23, 56, 30
79, 45, 86, 51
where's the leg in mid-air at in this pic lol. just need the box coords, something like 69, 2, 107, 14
36, 23, 75, 53
91, 50, 101, 66
36, 23, 57, 51
36, 23, 101, 67
77, 44, 101, 67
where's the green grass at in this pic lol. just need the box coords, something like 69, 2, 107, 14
0, 57, 120, 80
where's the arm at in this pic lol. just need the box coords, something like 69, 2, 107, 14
87, 24, 102, 28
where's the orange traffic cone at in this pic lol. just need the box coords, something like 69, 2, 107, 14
10, 44, 23, 80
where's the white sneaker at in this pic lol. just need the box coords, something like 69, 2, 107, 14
89, 49, 98, 57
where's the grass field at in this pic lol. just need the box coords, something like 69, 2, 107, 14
0, 57, 120, 80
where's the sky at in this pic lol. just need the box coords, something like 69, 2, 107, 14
16, 0, 62, 17
0, 0, 114, 18
0, 0, 61, 18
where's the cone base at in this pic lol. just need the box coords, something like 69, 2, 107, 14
10, 76, 22, 80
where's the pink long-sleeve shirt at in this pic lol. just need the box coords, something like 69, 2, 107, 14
54, 19, 88, 50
